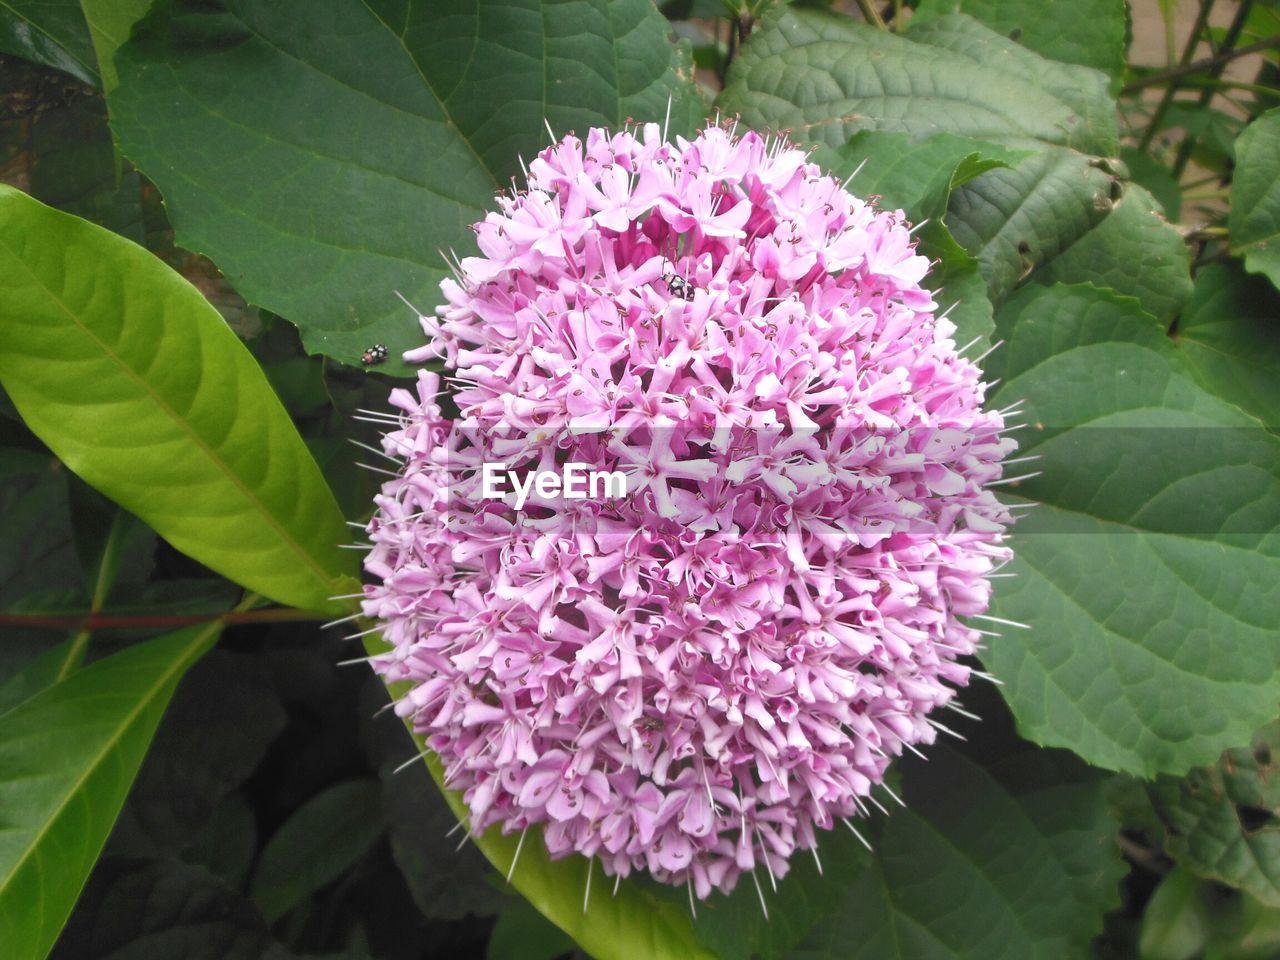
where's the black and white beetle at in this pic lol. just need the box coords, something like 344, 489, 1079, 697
662, 262, 695, 301
361, 343, 389, 366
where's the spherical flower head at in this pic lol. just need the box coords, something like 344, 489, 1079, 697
363, 121, 1015, 899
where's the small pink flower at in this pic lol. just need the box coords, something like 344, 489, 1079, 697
364, 122, 1014, 899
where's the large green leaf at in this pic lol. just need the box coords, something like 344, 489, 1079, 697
0, 0, 98, 85
718, 9, 1117, 155
1032, 184, 1193, 326
1149, 723, 1280, 908
945, 147, 1114, 307
1174, 262, 1280, 431
0, 186, 356, 614
911, 0, 1127, 83
108, 0, 704, 372
982, 283, 1280, 776
369, 649, 715, 960
793, 746, 1119, 959
0, 622, 219, 959
1230, 108, 1280, 290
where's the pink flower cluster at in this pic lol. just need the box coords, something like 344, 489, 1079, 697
362, 122, 1014, 899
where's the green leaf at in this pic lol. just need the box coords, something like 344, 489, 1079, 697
51, 857, 273, 960
690, 827, 870, 960
67, 477, 155, 608
817, 131, 1028, 224
377, 749, 504, 922
370, 647, 714, 960
911, 0, 1128, 83
487, 899, 578, 960
793, 746, 1119, 959
945, 147, 1114, 307
982, 283, 1280, 776
108, 0, 704, 371
0, 447, 78, 609
108, 650, 286, 858
718, 9, 1118, 155
1230, 109, 1280, 290
0, 0, 99, 85
0, 637, 76, 715
1160, 103, 1243, 167
249, 778, 385, 922
1032, 184, 1193, 325
1139, 867, 1212, 960
77, 0, 152, 92
0, 186, 357, 614
1224, 890, 1280, 960
182, 791, 259, 891
0, 622, 219, 959
1174, 262, 1280, 431
1120, 146, 1182, 221
1149, 723, 1280, 907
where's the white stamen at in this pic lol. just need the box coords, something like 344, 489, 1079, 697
926, 717, 966, 741
750, 867, 770, 920
841, 158, 868, 190
842, 817, 873, 851
506, 827, 528, 883
321, 612, 362, 630
944, 702, 983, 722
974, 613, 1031, 630
986, 471, 1042, 487
355, 462, 400, 478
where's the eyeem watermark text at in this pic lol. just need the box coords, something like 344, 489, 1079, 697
481, 463, 629, 510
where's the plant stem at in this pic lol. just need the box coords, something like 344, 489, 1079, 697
855, 0, 887, 30
892, 0, 904, 32
1171, 0, 1255, 180
1182, 76, 1280, 98
1122, 36, 1280, 94
55, 509, 134, 681
1137, 0, 1218, 152
1182, 173, 1222, 189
